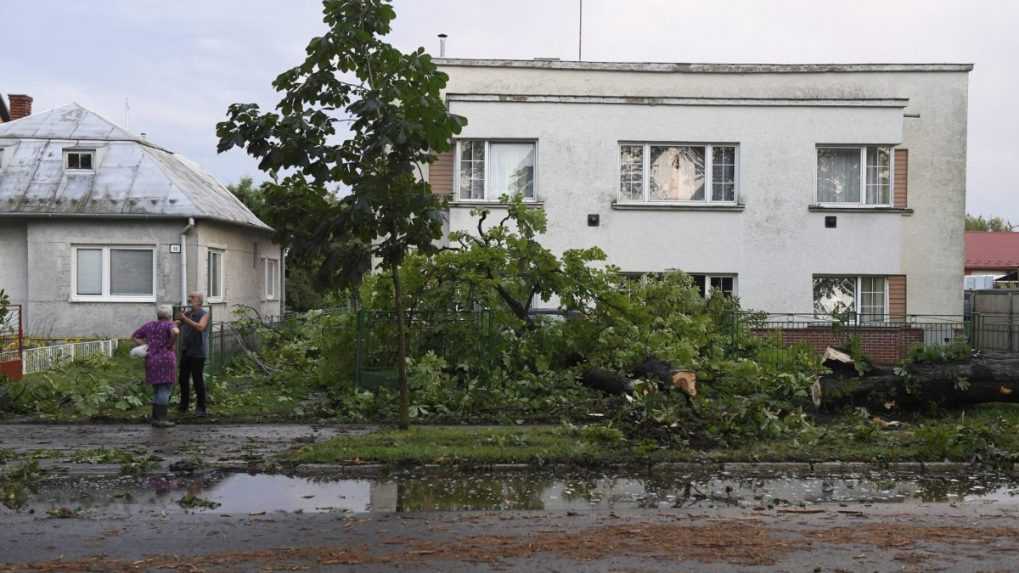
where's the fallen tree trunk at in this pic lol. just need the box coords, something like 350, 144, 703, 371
579, 358, 697, 398
818, 353, 1019, 412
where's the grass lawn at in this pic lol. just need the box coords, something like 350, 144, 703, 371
288, 404, 1019, 467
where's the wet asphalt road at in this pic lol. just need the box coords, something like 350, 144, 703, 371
3, 425, 1019, 571
3, 503, 1019, 572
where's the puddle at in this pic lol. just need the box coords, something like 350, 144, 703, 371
14, 470, 1019, 516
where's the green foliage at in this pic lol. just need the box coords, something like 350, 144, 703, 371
178, 494, 221, 510
1, 460, 43, 510
0, 288, 9, 326
906, 338, 972, 364
2, 348, 148, 419
966, 214, 1015, 232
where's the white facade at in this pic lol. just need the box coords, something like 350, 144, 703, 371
434, 60, 971, 316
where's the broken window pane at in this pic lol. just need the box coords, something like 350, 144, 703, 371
649, 146, 704, 201
619, 145, 644, 201
817, 148, 861, 203
711, 146, 736, 201
458, 141, 485, 200
813, 276, 857, 317
865, 146, 891, 205
489, 142, 534, 199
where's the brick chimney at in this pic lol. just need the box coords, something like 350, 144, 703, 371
8, 94, 32, 120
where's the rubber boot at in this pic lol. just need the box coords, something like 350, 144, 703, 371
152, 404, 175, 428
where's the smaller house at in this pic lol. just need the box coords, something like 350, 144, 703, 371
0, 101, 283, 338
965, 231, 1019, 287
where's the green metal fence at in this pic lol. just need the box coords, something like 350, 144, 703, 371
353, 309, 496, 390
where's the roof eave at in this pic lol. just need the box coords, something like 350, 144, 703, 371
433, 58, 975, 74
0, 212, 275, 234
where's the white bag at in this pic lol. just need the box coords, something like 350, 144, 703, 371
130, 344, 148, 359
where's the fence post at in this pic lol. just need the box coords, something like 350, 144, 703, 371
354, 309, 364, 389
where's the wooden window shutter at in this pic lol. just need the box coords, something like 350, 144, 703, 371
429, 150, 454, 197
894, 149, 908, 209
888, 275, 907, 320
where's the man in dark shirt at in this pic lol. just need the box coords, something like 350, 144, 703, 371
177, 292, 210, 416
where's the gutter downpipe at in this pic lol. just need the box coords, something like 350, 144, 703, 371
180, 218, 196, 307
281, 246, 289, 318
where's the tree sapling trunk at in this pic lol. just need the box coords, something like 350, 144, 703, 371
392, 264, 410, 430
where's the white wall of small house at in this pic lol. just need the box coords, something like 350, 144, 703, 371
193, 221, 282, 323
4, 219, 281, 338
0, 222, 28, 312
21, 219, 182, 338
440, 65, 969, 316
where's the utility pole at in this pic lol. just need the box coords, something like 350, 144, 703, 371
578, 0, 583, 61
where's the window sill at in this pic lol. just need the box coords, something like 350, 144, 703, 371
612, 202, 745, 212
809, 205, 913, 214
70, 296, 157, 303
448, 200, 544, 209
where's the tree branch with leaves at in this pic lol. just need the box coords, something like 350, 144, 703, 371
216, 0, 465, 429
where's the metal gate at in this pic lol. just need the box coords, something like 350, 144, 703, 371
969, 290, 1019, 352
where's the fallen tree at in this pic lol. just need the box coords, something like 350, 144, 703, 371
817, 352, 1019, 412
579, 358, 697, 398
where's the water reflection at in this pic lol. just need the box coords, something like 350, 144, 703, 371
22, 470, 1019, 516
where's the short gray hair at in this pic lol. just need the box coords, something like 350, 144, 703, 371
188, 292, 205, 304
157, 305, 173, 320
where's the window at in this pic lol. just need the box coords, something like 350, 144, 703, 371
265, 259, 279, 300
65, 150, 95, 171
71, 246, 155, 302
619, 143, 738, 203
0, 148, 5, 171
813, 275, 886, 322
455, 140, 536, 201
817, 146, 892, 205
207, 250, 224, 302
691, 274, 737, 298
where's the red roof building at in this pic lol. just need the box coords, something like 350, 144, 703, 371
965, 231, 1019, 274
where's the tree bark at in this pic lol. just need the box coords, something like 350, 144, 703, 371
818, 353, 1019, 412
392, 264, 410, 430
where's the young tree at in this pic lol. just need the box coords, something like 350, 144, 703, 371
966, 214, 1015, 232
216, 0, 465, 429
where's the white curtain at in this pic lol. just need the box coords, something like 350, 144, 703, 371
817, 148, 861, 203
110, 249, 153, 296
76, 249, 103, 295
489, 143, 534, 198
649, 146, 704, 201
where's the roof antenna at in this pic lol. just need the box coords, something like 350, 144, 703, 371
124, 98, 131, 130
438, 33, 447, 57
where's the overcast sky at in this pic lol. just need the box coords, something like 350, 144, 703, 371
4, 0, 1016, 218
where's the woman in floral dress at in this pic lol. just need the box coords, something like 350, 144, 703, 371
132, 306, 180, 428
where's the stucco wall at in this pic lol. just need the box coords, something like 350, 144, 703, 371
0, 222, 28, 309
23, 219, 183, 337
8, 219, 281, 338
192, 221, 282, 322
439, 65, 969, 316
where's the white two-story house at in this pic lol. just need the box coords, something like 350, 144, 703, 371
426, 59, 972, 320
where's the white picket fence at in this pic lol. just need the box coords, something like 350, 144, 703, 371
21, 339, 119, 375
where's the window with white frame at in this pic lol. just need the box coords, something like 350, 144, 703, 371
455, 140, 536, 201
265, 258, 279, 300
207, 250, 224, 301
817, 146, 892, 205
621, 272, 737, 299
72, 246, 155, 302
813, 275, 886, 322
0, 147, 6, 171
65, 150, 95, 171
619, 143, 738, 203
692, 274, 737, 298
